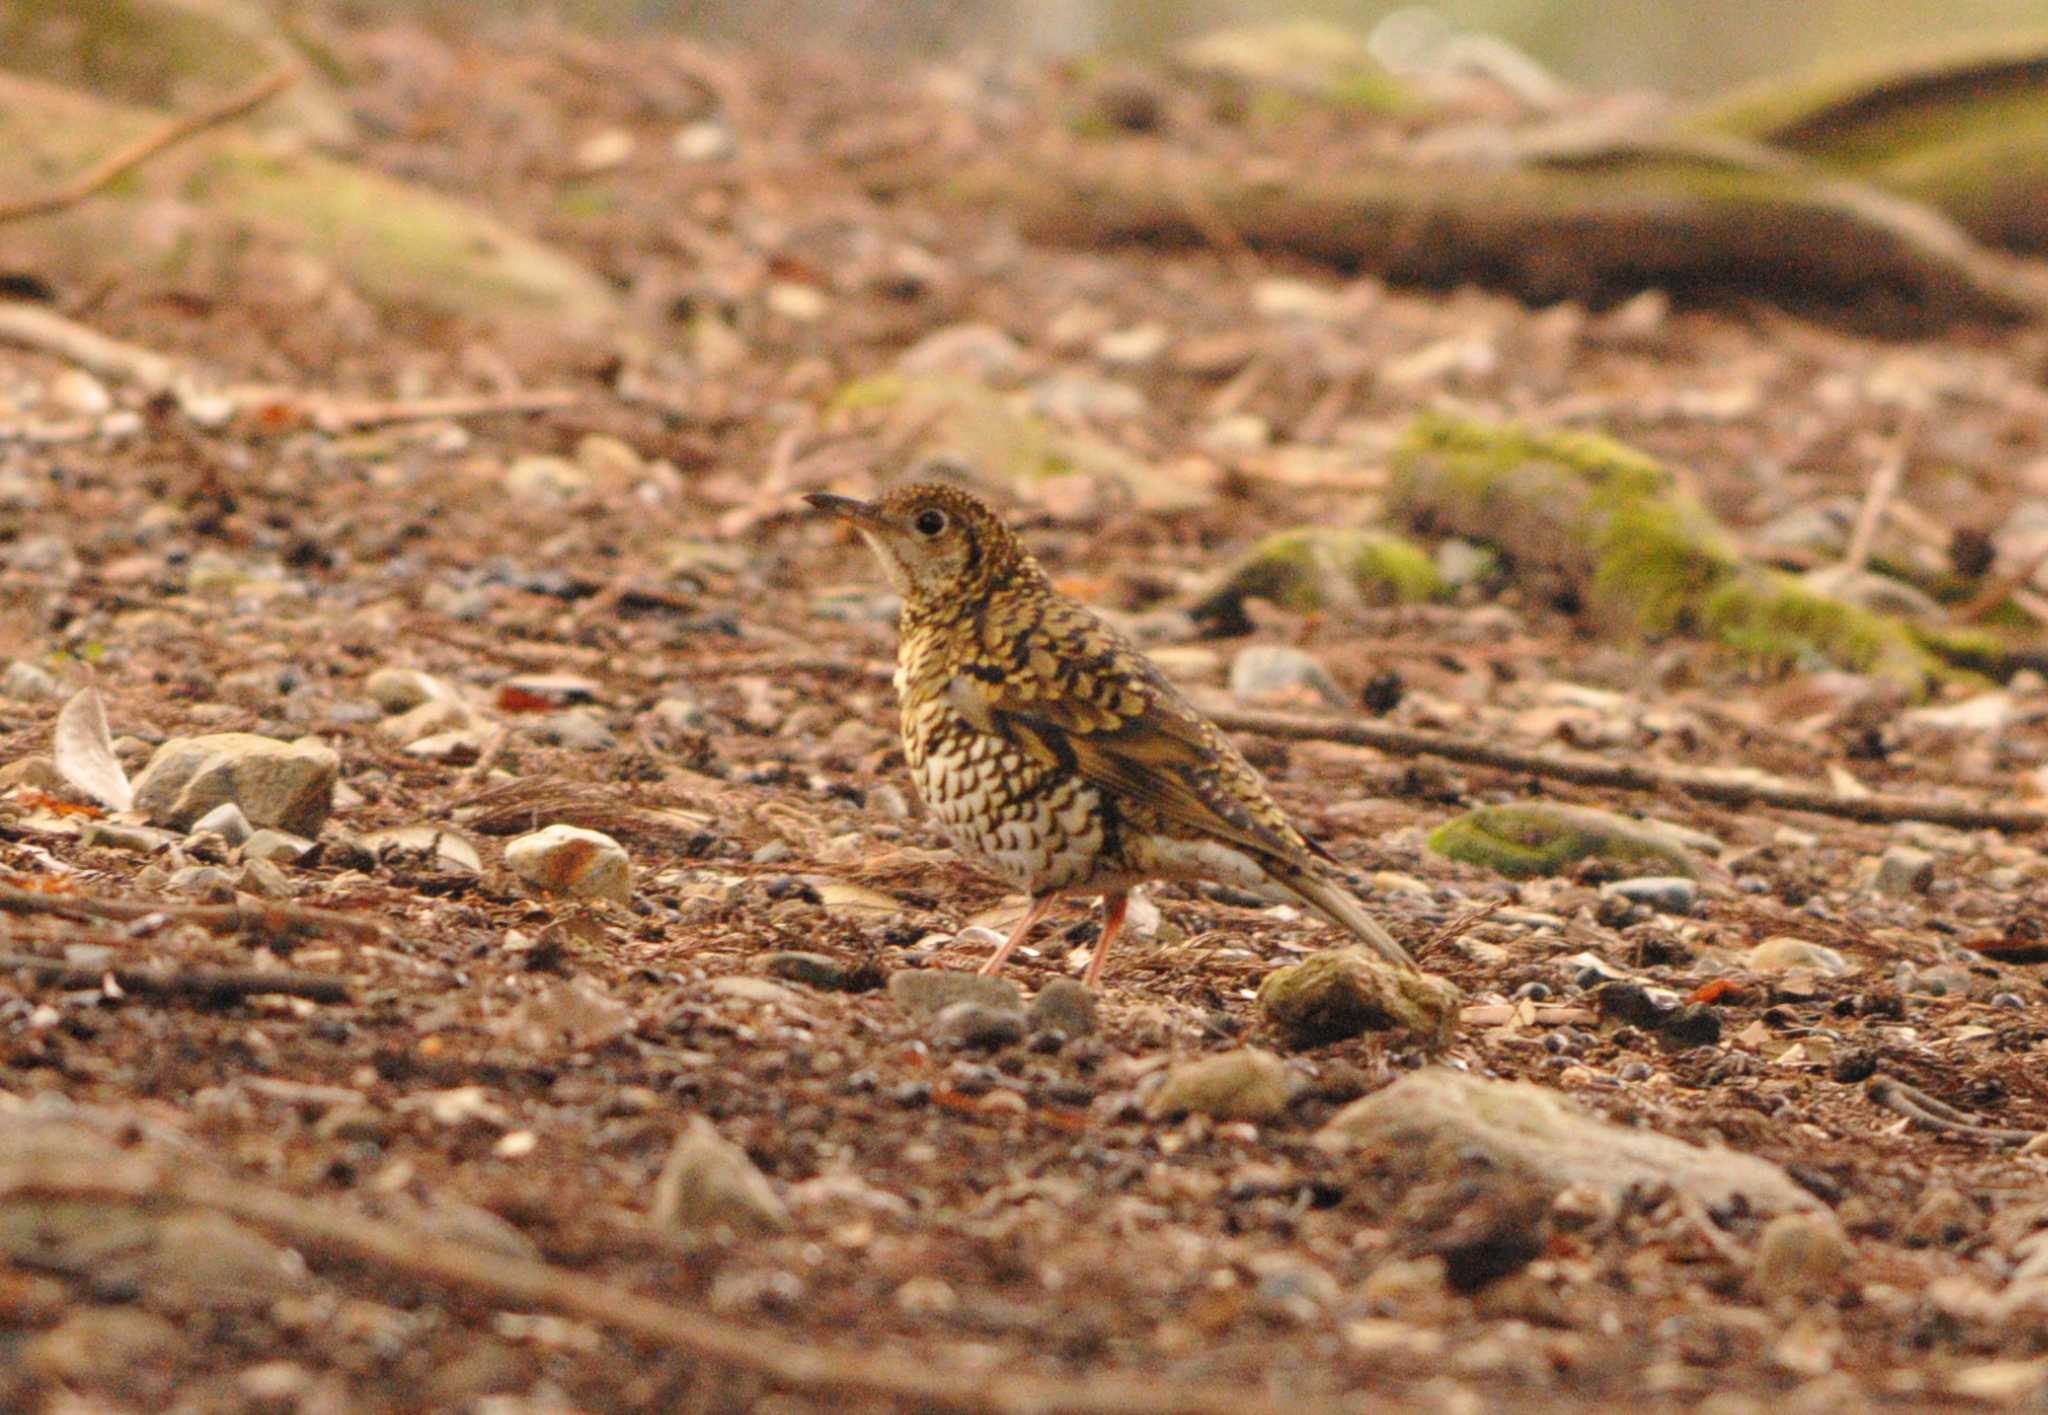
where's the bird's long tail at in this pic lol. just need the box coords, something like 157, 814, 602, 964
1271, 868, 1416, 969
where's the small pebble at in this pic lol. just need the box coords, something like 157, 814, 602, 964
1873, 845, 1935, 897
1027, 977, 1098, 1037
931, 1001, 1028, 1050
1603, 876, 1698, 915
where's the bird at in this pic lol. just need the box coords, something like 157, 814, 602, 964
805, 482, 1415, 988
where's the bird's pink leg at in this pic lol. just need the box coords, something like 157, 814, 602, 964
977, 894, 1059, 977
1083, 890, 1128, 989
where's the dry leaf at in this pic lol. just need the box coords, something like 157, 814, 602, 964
52, 685, 133, 812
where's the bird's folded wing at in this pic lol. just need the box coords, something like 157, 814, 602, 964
954, 609, 1317, 867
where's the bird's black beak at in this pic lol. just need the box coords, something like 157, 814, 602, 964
804, 492, 888, 530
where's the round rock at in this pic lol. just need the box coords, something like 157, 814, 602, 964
504, 823, 632, 905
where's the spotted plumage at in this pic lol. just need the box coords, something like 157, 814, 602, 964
806, 482, 1413, 987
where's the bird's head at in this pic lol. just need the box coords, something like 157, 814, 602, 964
805, 482, 1034, 615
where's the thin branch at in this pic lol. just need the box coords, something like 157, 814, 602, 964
1841, 419, 1912, 577
1205, 706, 2048, 833
0, 883, 387, 944
1865, 1075, 2035, 1147
644, 656, 2044, 831
0, 954, 349, 1004
305, 388, 583, 433
0, 303, 182, 391
0, 69, 298, 225
0, 1158, 1285, 1415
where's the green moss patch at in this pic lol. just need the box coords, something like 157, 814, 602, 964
1389, 413, 1976, 688
1193, 526, 1442, 619
1428, 803, 1707, 881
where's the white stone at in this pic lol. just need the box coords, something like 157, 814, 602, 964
505, 824, 632, 904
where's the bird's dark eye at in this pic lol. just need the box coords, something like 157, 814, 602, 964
914, 508, 948, 536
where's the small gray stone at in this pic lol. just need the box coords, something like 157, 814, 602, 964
0, 754, 65, 792
1603, 876, 1698, 915
887, 969, 1023, 1021
1323, 1068, 1819, 1216
80, 820, 176, 854
365, 668, 448, 714
1752, 1213, 1853, 1302
707, 976, 806, 1008
650, 1116, 790, 1232
403, 730, 482, 762
235, 858, 294, 899
241, 828, 313, 864
505, 454, 587, 502
1901, 963, 1976, 998
360, 825, 482, 875
1148, 1048, 1291, 1122
761, 950, 872, 995
531, 709, 615, 752
1875, 845, 1935, 897
132, 732, 339, 837
762, 951, 852, 990
166, 864, 236, 901
190, 801, 254, 846
0, 660, 60, 701
379, 696, 482, 745
642, 697, 709, 735
1229, 644, 1345, 708
931, 1001, 1028, 1049
1747, 937, 1851, 976
1027, 978, 1098, 1038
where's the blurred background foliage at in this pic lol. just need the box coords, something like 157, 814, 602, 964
357, 0, 2048, 94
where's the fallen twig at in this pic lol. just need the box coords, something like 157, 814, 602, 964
0, 302, 182, 391
1414, 897, 1507, 961
1206, 706, 2048, 833
0, 953, 349, 1004
0, 883, 387, 944
1841, 419, 1913, 577
1865, 1075, 2036, 1147
0, 1156, 1284, 1415
0, 69, 297, 225
302, 388, 583, 433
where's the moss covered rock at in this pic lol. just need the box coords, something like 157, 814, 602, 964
1146, 1047, 1291, 1121
828, 374, 1209, 512
1257, 947, 1461, 1049
1389, 413, 1966, 686
1194, 525, 1442, 620
0, 73, 616, 333
1428, 803, 1708, 881
1687, 33, 2048, 255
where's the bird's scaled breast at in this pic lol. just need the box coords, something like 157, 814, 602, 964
902, 703, 1112, 893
